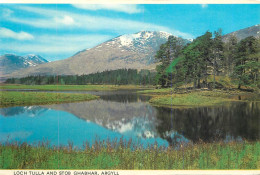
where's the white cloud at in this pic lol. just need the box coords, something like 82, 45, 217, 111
0, 34, 112, 60
0, 5, 194, 60
0, 27, 34, 40
201, 4, 208, 8
37, 34, 112, 47
54, 15, 76, 25
72, 4, 143, 14
8, 6, 192, 39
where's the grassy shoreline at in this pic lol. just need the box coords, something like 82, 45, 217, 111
0, 84, 153, 91
0, 91, 99, 108
0, 84, 151, 107
0, 141, 259, 169
139, 89, 259, 108
1, 84, 259, 108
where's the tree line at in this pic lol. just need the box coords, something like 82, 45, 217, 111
5, 69, 156, 85
155, 30, 259, 89
5, 30, 259, 89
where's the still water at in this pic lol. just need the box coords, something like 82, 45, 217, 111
0, 90, 259, 147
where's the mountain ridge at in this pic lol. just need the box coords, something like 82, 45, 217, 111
6, 31, 174, 78
222, 24, 260, 42
0, 54, 48, 76
3, 25, 260, 79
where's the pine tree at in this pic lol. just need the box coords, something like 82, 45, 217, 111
233, 36, 259, 89
155, 36, 186, 87
180, 31, 212, 88
224, 35, 238, 76
212, 29, 224, 89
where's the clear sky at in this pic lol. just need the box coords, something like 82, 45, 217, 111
0, 4, 259, 61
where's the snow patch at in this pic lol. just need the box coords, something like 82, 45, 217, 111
27, 62, 34, 66
132, 32, 142, 39
143, 32, 153, 39
119, 35, 134, 46
159, 31, 172, 38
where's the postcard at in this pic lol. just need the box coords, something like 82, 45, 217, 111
0, 1, 259, 175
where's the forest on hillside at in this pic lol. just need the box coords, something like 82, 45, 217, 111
5, 69, 156, 85
6, 29, 260, 89
155, 30, 259, 89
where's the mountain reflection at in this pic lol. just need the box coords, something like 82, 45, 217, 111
45, 94, 259, 145
44, 99, 160, 139
0, 106, 48, 117
1, 90, 259, 146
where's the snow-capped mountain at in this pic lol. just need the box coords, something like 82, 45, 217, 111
0, 54, 48, 75
103, 31, 172, 64
8, 31, 177, 78
24, 54, 49, 66
112, 31, 171, 48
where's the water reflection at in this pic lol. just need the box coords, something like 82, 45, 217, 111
0, 90, 259, 147
44, 99, 160, 139
0, 106, 168, 147
0, 106, 48, 117
75, 90, 152, 103
44, 93, 259, 145
156, 102, 260, 145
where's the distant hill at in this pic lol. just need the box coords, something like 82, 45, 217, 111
222, 24, 260, 42
0, 54, 48, 76
7, 31, 185, 78
4, 25, 260, 79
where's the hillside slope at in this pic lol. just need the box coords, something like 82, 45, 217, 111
222, 24, 260, 42
7, 31, 173, 78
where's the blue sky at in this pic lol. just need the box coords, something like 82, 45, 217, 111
0, 4, 259, 61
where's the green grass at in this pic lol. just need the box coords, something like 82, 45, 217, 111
149, 92, 234, 108
0, 84, 153, 91
139, 87, 259, 108
0, 84, 116, 91
0, 91, 99, 107
0, 140, 259, 169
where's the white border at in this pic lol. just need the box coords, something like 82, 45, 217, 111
0, 1, 259, 174
0, 0, 259, 4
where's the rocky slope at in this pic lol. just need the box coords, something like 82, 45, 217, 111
222, 24, 260, 42
7, 31, 173, 78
